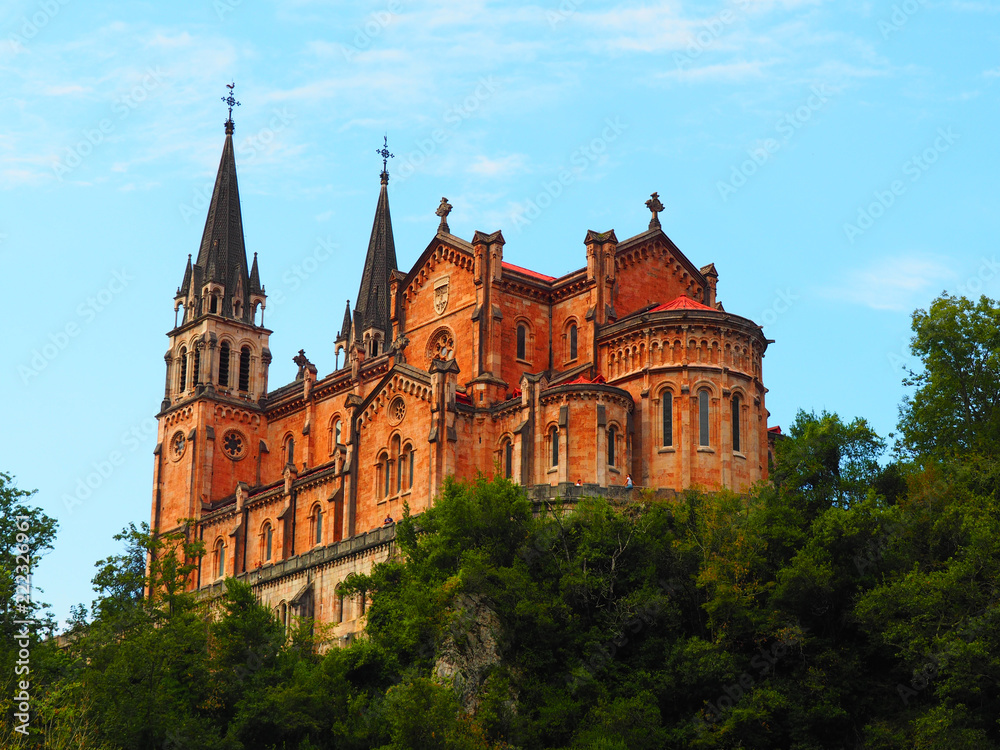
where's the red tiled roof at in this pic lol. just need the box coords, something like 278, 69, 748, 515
768, 426, 783, 434
501, 261, 556, 283
456, 391, 472, 405
650, 296, 716, 312
563, 374, 607, 385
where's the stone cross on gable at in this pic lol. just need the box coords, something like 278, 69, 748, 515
645, 192, 664, 229
436, 197, 453, 234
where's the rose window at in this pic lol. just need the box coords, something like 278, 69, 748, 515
170, 431, 186, 460
223, 430, 247, 460
389, 397, 406, 425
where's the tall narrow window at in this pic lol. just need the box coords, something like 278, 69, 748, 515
285, 437, 295, 467
504, 439, 513, 479
264, 523, 272, 561
550, 427, 559, 467
178, 348, 188, 392
516, 325, 527, 360
732, 394, 742, 452
392, 436, 402, 494
699, 389, 710, 447
239, 346, 251, 392
218, 342, 230, 387
192, 348, 201, 386
215, 539, 225, 578
408, 447, 415, 488
608, 426, 617, 466
569, 323, 578, 361
312, 505, 322, 546
662, 392, 673, 447
334, 419, 342, 445
337, 591, 345, 623
398, 452, 406, 493
384, 459, 392, 497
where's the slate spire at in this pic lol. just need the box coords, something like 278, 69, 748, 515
192, 108, 253, 322
352, 148, 398, 350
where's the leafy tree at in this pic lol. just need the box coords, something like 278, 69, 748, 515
899, 294, 1000, 460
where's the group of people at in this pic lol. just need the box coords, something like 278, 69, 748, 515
573, 474, 633, 488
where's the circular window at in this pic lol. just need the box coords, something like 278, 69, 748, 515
170, 431, 186, 461
222, 429, 247, 461
388, 397, 406, 426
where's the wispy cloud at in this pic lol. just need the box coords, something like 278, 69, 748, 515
820, 254, 956, 311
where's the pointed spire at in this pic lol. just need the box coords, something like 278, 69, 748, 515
353, 163, 398, 347
337, 300, 353, 343
192, 89, 253, 323
250, 252, 262, 295
177, 254, 192, 297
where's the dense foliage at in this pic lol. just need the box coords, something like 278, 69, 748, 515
3, 294, 1000, 748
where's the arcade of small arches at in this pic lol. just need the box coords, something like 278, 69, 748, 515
174, 293, 265, 327
172, 339, 257, 395
376, 433, 416, 500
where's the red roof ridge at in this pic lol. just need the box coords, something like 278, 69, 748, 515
650, 295, 716, 312
501, 261, 556, 282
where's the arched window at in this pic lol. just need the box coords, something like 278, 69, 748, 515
337, 589, 345, 623
378, 452, 390, 498
516, 324, 527, 361
608, 426, 617, 466
569, 323, 578, 361
214, 538, 225, 579
310, 504, 323, 546
329, 417, 343, 455
284, 436, 295, 467
392, 435, 402, 494
550, 426, 559, 467
261, 522, 273, 561
178, 347, 188, 392
218, 342, 230, 387
662, 392, 673, 447
279, 601, 288, 630
210, 294, 218, 314
502, 438, 513, 479
239, 346, 251, 392
192, 347, 201, 386
732, 394, 742, 453
406, 444, 415, 489
698, 389, 710, 447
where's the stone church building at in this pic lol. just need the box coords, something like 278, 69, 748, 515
150, 116, 774, 639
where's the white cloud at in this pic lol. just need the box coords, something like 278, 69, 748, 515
467, 154, 528, 178
821, 255, 956, 311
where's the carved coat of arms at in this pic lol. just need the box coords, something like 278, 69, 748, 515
433, 278, 449, 315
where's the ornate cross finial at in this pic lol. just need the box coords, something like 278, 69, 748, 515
222, 82, 240, 135
435, 197, 453, 233
376, 134, 394, 184
645, 192, 664, 229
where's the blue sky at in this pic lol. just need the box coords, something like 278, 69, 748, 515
2, 0, 998, 629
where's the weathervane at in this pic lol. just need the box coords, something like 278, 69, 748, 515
222, 82, 241, 134
377, 134, 394, 184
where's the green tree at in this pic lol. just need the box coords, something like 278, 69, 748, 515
899, 294, 1000, 460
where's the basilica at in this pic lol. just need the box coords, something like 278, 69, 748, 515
151, 110, 775, 637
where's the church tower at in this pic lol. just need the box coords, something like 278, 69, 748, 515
152, 88, 272, 540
